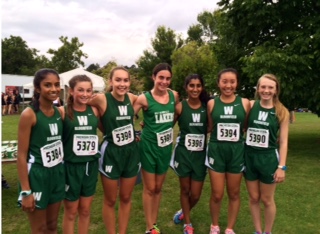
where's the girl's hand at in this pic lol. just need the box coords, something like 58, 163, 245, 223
274, 169, 285, 183
22, 195, 35, 213
139, 121, 144, 129
135, 130, 142, 142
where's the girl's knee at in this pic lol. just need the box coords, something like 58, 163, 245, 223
78, 207, 90, 218
104, 197, 117, 207
47, 220, 58, 232
210, 193, 224, 203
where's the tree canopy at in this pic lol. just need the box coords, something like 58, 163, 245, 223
136, 26, 183, 90
171, 41, 218, 97
2, 35, 88, 76
2, 36, 39, 75
215, 0, 320, 115
48, 36, 88, 73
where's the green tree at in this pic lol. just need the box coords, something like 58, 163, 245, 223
136, 26, 183, 90
1, 35, 38, 75
171, 41, 218, 98
47, 36, 88, 73
93, 61, 118, 90
86, 63, 100, 72
187, 10, 253, 97
136, 51, 161, 90
128, 66, 144, 94
217, 0, 320, 115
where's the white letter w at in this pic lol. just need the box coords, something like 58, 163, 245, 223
77, 116, 88, 126
224, 106, 233, 115
118, 106, 127, 116
258, 111, 268, 121
49, 124, 58, 136
192, 113, 200, 123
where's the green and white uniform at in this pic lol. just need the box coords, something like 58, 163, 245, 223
18, 106, 65, 209
140, 90, 175, 174
170, 100, 207, 181
205, 96, 246, 173
63, 105, 100, 201
244, 101, 280, 184
99, 93, 140, 179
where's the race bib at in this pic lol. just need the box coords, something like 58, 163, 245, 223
73, 134, 98, 156
217, 123, 240, 142
40, 140, 63, 167
185, 134, 205, 151
246, 128, 269, 148
156, 128, 173, 147
112, 124, 134, 146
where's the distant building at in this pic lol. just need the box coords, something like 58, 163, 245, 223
1, 74, 34, 99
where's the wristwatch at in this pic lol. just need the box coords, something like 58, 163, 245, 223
278, 165, 287, 171
20, 190, 32, 197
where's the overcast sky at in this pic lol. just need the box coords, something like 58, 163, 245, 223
2, 0, 219, 68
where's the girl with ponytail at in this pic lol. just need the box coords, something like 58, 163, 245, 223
17, 68, 65, 233
59, 75, 100, 234
244, 74, 289, 234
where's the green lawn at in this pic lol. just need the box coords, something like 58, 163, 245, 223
1, 112, 320, 233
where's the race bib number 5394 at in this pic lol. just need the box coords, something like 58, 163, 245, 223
217, 123, 240, 142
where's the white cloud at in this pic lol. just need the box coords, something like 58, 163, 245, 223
2, 0, 219, 67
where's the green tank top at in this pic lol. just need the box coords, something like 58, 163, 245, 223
28, 106, 63, 166
141, 90, 175, 146
246, 100, 279, 151
210, 96, 246, 143
63, 105, 99, 163
177, 100, 207, 151
100, 93, 135, 146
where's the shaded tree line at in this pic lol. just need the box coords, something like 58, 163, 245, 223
2, 35, 87, 75
2, 0, 320, 115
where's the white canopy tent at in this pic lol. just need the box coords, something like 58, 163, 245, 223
60, 68, 105, 91
60, 68, 106, 102
23, 68, 106, 104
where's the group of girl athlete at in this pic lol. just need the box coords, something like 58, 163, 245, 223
17, 65, 288, 234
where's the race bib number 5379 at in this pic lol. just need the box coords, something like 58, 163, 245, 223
73, 134, 98, 156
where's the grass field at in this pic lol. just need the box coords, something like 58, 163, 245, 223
1, 112, 320, 233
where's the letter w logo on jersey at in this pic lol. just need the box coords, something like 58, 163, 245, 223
33, 192, 42, 201
105, 165, 113, 173
118, 106, 128, 116
192, 113, 200, 122
49, 123, 58, 136
224, 106, 233, 115
258, 111, 268, 121
77, 116, 88, 126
